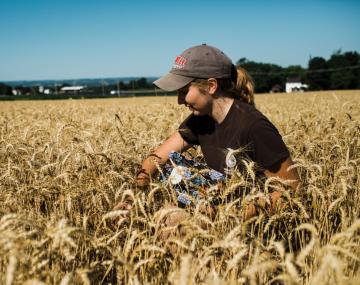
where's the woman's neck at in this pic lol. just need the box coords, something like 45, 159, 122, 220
210, 96, 234, 124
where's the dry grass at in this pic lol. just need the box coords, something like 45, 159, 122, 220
0, 90, 359, 284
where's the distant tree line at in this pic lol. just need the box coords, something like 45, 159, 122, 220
1, 50, 359, 96
0, 84, 48, 96
237, 50, 360, 93
0, 77, 155, 96
88, 77, 153, 94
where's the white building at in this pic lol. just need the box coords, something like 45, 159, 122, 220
60, 86, 85, 93
286, 78, 308, 93
110, 90, 121, 95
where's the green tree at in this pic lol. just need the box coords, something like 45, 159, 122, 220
136, 77, 150, 89
284, 65, 306, 81
0, 83, 13, 95
237, 58, 285, 93
327, 51, 360, 89
307, 57, 330, 90
127, 78, 151, 90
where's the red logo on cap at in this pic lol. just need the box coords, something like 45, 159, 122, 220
174, 56, 186, 68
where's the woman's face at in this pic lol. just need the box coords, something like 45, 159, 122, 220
177, 84, 213, 116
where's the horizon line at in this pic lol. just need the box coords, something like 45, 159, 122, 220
1, 75, 160, 83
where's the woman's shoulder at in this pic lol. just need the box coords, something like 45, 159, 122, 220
234, 102, 282, 137
231, 99, 269, 128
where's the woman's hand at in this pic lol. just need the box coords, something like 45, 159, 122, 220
242, 191, 283, 221
243, 203, 257, 221
136, 171, 150, 188
112, 201, 133, 212
136, 131, 192, 188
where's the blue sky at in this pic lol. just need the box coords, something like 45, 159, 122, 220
0, 0, 359, 81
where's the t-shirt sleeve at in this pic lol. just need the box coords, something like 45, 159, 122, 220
248, 119, 290, 170
178, 114, 200, 145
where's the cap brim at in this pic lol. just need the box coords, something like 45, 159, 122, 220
153, 73, 194, 91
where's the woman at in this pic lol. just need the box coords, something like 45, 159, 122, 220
119, 44, 300, 220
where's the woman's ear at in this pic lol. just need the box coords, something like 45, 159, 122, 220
207, 78, 218, 95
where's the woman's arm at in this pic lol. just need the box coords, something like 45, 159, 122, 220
136, 131, 192, 187
243, 156, 301, 220
264, 156, 300, 191
264, 156, 300, 211
113, 132, 191, 211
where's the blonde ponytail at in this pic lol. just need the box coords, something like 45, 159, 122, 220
231, 66, 255, 105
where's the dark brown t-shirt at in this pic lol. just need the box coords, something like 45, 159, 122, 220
178, 99, 289, 174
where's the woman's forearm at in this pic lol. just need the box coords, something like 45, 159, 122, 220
136, 132, 191, 187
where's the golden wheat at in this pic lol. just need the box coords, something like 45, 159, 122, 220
0, 90, 359, 284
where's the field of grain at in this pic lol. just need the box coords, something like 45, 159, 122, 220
0, 90, 359, 284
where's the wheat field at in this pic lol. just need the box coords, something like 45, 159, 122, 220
0, 90, 359, 284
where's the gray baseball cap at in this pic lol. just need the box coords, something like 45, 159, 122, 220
154, 44, 233, 91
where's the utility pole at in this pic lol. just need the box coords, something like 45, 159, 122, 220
117, 80, 120, 97
132, 80, 135, 97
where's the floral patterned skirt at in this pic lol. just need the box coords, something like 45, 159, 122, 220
160, 151, 225, 207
